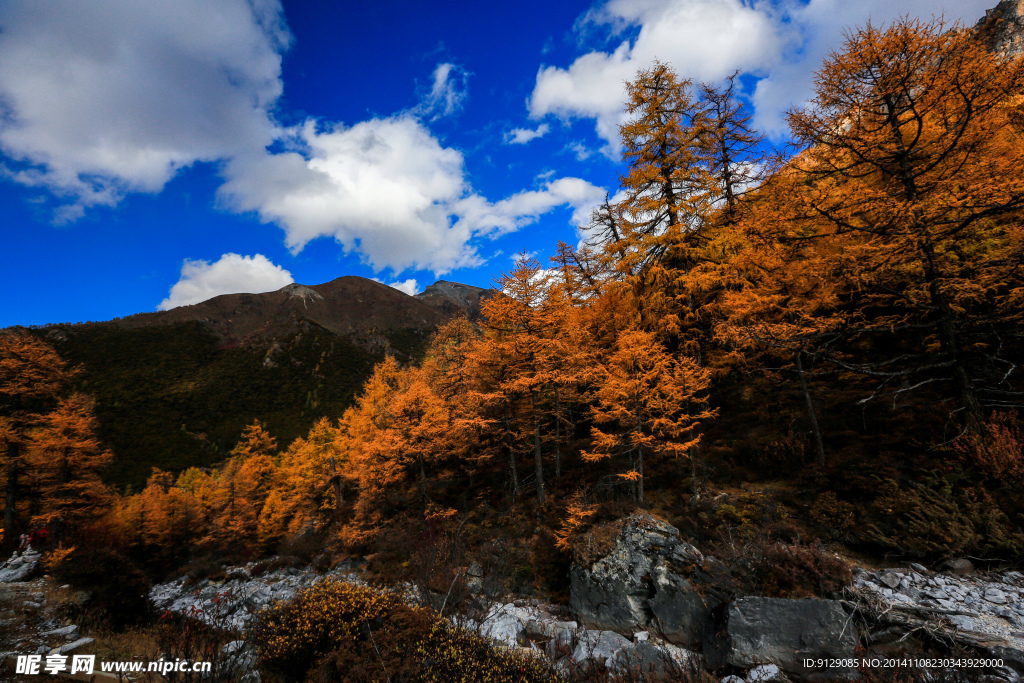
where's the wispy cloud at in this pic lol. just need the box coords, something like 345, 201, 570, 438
505, 123, 549, 145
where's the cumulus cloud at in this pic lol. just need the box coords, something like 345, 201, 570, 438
219, 118, 606, 274
0, 2, 603, 279
530, 0, 785, 150
158, 253, 294, 310
529, 0, 992, 145
0, 0, 289, 215
373, 278, 420, 296
506, 124, 550, 145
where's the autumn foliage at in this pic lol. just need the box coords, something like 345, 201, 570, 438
4, 16, 1024, 575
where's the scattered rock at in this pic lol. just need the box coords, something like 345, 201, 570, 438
0, 550, 41, 582
41, 625, 78, 639
478, 603, 532, 647
571, 630, 631, 669
989, 589, 1010, 605
466, 561, 484, 593
879, 573, 902, 589
607, 640, 695, 677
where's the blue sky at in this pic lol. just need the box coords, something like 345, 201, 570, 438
0, 0, 992, 327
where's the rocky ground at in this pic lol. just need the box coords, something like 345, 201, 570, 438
8, 518, 1024, 682
0, 561, 98, 679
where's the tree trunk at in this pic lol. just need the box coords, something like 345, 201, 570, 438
328, 455, 343, 513
689, 443, 702, 508
554, 390, 561, 480
4, 455, 18, 547
505, 403, 520, 499
636, 445, 644, 503
920, 241, 985, 435
531, 391, 545, 507
795, 350, 826, 465
417, 451, 429, 506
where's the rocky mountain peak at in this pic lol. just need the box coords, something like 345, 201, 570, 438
976, 0, 1024, 59
415, 279, 493, 318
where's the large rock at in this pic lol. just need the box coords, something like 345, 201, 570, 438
607, 640, 695, 677
571, 630, 631, 669
569, 513, 720, 646
706, 597, 858, 676
478, 603, 534, 647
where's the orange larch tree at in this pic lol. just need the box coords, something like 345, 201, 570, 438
728, 18, 1024, 435
472, 256, 556, 506
27, 393, 113, 542
584, 328, 714, 502
0, 331, 73, 547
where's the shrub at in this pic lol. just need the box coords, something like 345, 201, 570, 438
50, 546, 151, 629
866, 475, 1024, 558
711, 536, 853, 599
249, 579, 397, 680
155, 598, 256, 683
251, 578, 558, 683
308, 611, 556, 683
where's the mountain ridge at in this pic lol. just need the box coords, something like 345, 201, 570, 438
103, 275, 492, 348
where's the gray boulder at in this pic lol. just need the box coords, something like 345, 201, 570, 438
706, 597, 857, 676
607, 640, 695, 677
569, 513, 718, 645
571, 630, 631, 669
0, 551, 40, 582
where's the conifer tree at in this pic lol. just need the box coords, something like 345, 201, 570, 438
584, 328, 714, 502
27, 393, 113, 541
0, 332, 72, 547
698, 72, 767, 223
726, 18, 1024, 435
472, 256, 554, 506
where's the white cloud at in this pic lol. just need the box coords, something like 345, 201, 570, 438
158, 253, 294, 310
506, 124, 550, 145
452, 176, 607, 240
373, 278, 420, 296
219, 118, 606, 274
528, 0, 993, 145
0, 0, 289, 216
0, 0, 609, 277
416, 63, 469, 119
749, 0, 992, 136
529, 0, 784, 150
512, 251, 539, 264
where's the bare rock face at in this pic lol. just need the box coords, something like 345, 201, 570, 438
569, 514, 720, 647
705, 597, 858, 676
415, 280, 493, 318
976, 1, 1024, 59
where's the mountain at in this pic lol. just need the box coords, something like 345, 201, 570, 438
976, 0, 1024, 59
111, 276, 490, 351
27, 277, 493, 489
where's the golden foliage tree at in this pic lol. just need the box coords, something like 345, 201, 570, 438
0, 332, 73, 546
27, 393, 113, 541
725, 18, 1024, 435
584, 328, 714, 502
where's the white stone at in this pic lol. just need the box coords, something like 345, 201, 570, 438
748, 663, 786, 682
53, 638, 94, 655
